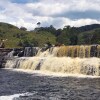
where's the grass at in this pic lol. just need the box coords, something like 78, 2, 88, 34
0, 22, 56, 48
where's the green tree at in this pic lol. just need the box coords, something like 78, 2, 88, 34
20, 27, 27, 31
91, 30, 100, 44
56, 32, 70, 45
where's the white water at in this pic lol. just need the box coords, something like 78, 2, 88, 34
0, 92, 33, 100
2, 46, 100, 100
5, 46, 100, 76
5, 56, 100, 76
4, 68, 100, 78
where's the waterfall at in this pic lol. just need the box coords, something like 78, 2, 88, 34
24, 47, 33, 57
5, 57, 100, 76
97, 45, 100, 57
5, 45, 100, 76
18, 45, 100, 58
6, 49, 15, 58
55, 45, 98, 58
24, 47, 40, 57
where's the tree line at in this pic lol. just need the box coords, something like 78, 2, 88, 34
34, 24, 100, 46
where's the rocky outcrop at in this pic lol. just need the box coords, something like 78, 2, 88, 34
0, 48, 12, 68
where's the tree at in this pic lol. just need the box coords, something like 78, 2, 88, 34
37, 22, 41, 28
20, 27, 27, 31
78, 32, 93, 44
91, 30, 100, 44
31, 38, 39, 47
56, 32, 70, 45
56, 29, 62, 36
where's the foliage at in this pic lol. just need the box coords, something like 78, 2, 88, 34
20, 27, 27, 31
78, 29, 100, 45
0, 22, 100, 48
0, 22, 56, 48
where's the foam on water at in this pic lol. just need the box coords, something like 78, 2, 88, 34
4, 68, 100, 79
5, 57, 100, 76
0, 92, 33, 100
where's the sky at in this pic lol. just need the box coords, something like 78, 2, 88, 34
0, 0, 100, 30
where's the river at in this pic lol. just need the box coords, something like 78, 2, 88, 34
0, 68, 100, 100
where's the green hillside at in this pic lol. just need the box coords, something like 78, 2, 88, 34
78, 28, 100, 44
0, 22, 100, 48
0, 22, 56, 48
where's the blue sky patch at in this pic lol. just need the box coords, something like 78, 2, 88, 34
11, 0, 39, 4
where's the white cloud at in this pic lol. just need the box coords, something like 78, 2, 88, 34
26, 0, 100, 14
64, 18, 100, 27
0, 0, 100, 30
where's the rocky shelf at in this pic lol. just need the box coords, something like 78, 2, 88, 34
0, 48, 13, 68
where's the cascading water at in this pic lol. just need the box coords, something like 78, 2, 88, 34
56, 45, 100, 58
24, 47, 34, 57
5, 45, 100, 76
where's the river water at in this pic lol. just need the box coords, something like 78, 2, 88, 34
0, 68, 100, 100
1, 46, 100, 100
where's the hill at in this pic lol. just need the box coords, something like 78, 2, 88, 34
78, 24, 100, 32
0, 22, 56, 48
56, 24, 100, 45
0, 22, 100, 48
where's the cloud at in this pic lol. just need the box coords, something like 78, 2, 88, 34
25, 0, 100, 17
0, 0, 100, 30
55, 11, 100, 19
